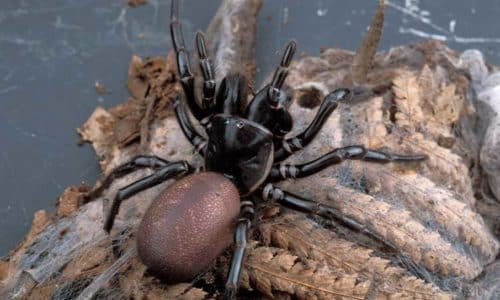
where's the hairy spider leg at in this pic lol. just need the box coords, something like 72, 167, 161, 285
225, 199, 255, 299
84, 155, 170, 202
171, 0, 210, 120
173, 97, 207, 155
195, 32, 217, 110
268, 145, 428, 181
261, 184, 388, 243
103, 161, 192, 232
273, 88, 352, 162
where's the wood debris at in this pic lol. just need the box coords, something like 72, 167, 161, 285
94, 81, 107, 95
127, 0, 147, 7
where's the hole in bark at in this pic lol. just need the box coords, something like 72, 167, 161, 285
297, 86, 323, 109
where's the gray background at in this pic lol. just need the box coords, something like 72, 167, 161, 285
1, 0, 500, 256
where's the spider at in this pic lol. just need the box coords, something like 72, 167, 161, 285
91, 0, 427, 298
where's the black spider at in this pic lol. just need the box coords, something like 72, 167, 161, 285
91, 0, 427, 298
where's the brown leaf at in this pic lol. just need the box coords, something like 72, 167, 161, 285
57, 185, 91, 217
243, 245, 371, 299
417, 65, 440, 114
110, 96, 146, 147
352, 0, 385, 84
260, 213, 453, 299
395, 65, 464, 139
433, 83, 464, 124
127, 55, 150, 100
392, 70, 425, 128
388, 69, 475, 202
77, 107, 116, 166
160, 283, 208, 300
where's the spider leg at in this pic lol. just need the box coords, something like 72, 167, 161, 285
104, 160, 192, 232
268, 40, 296, 107
273, 88, 352, 162
173, 97, 207, 155
84, 155, 170, 202
195, 32, 216, 110
215, 73, 248, 116
225, 200, 254, 300
244, 41, 296, 135
170, 0, 206, 120
268, 145, 428, 181
262, 184, 386, 243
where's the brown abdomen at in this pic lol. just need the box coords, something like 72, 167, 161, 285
137, 172, 240, 282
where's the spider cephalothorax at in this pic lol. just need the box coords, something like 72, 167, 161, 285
91, 0, 427, 298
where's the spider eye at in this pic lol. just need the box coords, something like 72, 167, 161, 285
236, 122, 244, 129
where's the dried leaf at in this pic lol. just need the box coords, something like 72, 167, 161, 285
77, 107, 116, 166
120, 54, 179, 150
352, 91, 474, 215
127, 55, 154, 100
433, 83, 464, 124
352, 0, 385, 84
385, 132, 475, 206
394, 65, 465, 139
151, 283, 207, 300
260, 213, 453, 299
109, 95, 146, 147
243, 245, 371, 299
389, 69, 475, 204
57, 185, 90, 217
392, 70, 426, 128
418, 65, 440, 104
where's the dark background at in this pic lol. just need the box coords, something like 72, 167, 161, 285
1, 0, 500, 256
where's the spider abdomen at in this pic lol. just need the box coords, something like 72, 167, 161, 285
137, 172, 240, 282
